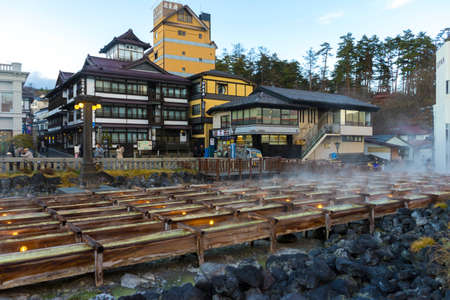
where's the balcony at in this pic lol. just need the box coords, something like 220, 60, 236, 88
340, 125, 373, 136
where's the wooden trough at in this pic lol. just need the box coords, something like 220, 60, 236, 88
0, 173, 448, 290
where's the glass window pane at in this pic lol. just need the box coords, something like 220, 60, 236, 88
272, 109, 280, 125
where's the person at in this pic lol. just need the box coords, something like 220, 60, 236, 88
94, 143, 105, 158
40, 140, 46, 154
116, 145, 124, 159
8, 143, 15, 157
21, 148, 33, 159
74, 144, 80, 158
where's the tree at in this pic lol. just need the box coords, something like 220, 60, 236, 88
316, 42, 332, 92
303, 48, 318, 91
334, 33, 356, 94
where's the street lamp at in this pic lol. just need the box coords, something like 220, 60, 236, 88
74, 96, 101, 188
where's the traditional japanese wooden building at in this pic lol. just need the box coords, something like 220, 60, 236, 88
46, 29, 191, 156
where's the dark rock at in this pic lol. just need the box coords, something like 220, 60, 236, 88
311, 257, 336, 282
162, 283, 207, 300
141, 290, 160, 300
245, 288, 269, 300
91, 294, 115, 300
280, 293, 307, 300
330, 275, 358, 297
277, 234, 298, 243
361, 249, 379, 266
270, 267, 289, 287
211, 274, 239, 297
30, 173, 47, 191
228, 265, 264, 289
262, 271, 276, 290
295, 269, 319, 289
266, 253, 308, 275
118, 294, 146, 300
114, 175, 127, 187
306, 284, 334, 300
195, 262, 226, 287
398, 208, 411, 216
353, 284, 383, 299
335, 257, 365, 277
374, 278, 397, 294
11, 175, 29, 188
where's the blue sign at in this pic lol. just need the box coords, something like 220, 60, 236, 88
92, 122, 95, 128
330, 152, 337, 160
231, 143, 236, 159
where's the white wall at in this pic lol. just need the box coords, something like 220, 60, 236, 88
434, 40, 450, 173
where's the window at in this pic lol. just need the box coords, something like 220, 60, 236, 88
217, 83, 227, 95
221, 115, 230, 128
182, 51, 186, 55
155, 32, 158, 40
199, 58, 203, 62
344, 110, 367, 126
95, 79, 147, 96
178, 30, 186, 36
192, 104, 201, 116
182, 67, 186, 72
447, 80, 449, 94
154, 51, 158, 60
177, 10, 192, 23
0, 92, 13, 112
117, 44, 144, 61
342, 136, 363, 142
163, 109, 187, 121
261, 135, 288, 145
161, 85, 187, 98
199, 33, 203, 39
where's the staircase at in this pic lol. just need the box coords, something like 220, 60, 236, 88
300, 113, 339, 160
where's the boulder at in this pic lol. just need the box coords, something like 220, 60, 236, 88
211, 274, 240, 298
90, 294, 115, 300
121, 273, 145, 289
245, 288, 269, 300
227, 265, 264, 289
118, 295, 146, 300
194, 262, 226, 286
280, 293, 307, 300
162, 283, 207, 300
311, 257, 336, 282
335, 257, 366, 277
330, 275, 358, 297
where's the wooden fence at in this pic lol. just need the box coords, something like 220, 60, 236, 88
0, 157, 343, 174
0, 158, 199, 173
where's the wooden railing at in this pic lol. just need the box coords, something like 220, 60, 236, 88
0, 157, 199, 173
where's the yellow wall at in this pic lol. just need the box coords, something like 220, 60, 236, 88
150, 9, 216, 75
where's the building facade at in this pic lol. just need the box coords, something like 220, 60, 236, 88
0, 63, 29, 141
149, 1, 216, 76
434, 38, 450, 173
208, 86, 378, 159
46, 30, 191, 157
188, 70, 253, 149
22, 86, 34, 134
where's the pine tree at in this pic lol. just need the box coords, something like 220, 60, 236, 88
316, 42, 332, 92
303, 48, 318, 91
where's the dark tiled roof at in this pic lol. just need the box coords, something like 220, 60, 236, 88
207, 91, 304, 114
22, 86, 34, 99
100, 29, 151, 53
189, 70, 252, 83
259, 86, 379, 112
82, 55, 189, 84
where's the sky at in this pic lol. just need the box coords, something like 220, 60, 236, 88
0, 0, 449, 89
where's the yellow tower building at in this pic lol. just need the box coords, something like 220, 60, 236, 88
150, 1, 216, 76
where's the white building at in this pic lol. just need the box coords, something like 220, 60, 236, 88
434, 39, 450, 173
0, 63, 29, 139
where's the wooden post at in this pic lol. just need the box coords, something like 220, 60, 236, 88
270, 222, 277, 253
228, 158, 231, 179
249, 158, 252, 179
259, 158, 263, 177
325, 213, 331, 240
95, 248, 104, 286
239, 159, 242, 181
216, 159, 220, 181
197, 232, 205, 265
369, 206, 375, 234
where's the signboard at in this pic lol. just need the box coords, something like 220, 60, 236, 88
138, 140, 153, 151
213, 128, 234, 137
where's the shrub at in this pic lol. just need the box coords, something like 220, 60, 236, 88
431, 239, 449, 287
9, 134, 34, 149
434, 202, 448, 209
411, 237, 436, 253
